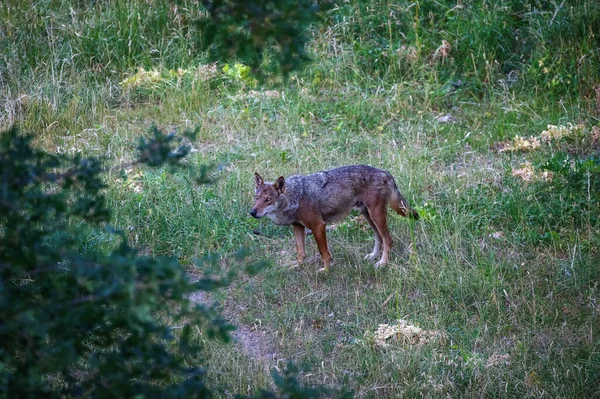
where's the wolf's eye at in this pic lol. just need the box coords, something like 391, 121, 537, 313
266, 197, 272, 203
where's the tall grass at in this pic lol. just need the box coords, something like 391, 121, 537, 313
315, 0, 600, 99
1, 0, 205, 133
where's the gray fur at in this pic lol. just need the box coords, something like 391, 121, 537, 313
251, 164, 418, 270
264, 165, 418, 225
253, 164, 417, 225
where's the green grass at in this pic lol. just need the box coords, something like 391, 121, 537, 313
2, 0, 600, 397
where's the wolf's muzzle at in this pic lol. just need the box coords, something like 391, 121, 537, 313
250, 209, 258, 218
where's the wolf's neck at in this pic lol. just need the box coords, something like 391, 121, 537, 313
269, 195, 298, 225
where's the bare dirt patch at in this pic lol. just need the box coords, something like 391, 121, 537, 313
188, 290, 279, 368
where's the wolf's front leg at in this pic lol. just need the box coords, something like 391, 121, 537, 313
369, 207, 392, 269
360, 207, 382, 261
311, 223, 332, 273
293, 224, 306, 265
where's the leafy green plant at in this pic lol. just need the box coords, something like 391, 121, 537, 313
119, 64, 220, 101
222, 63, 256, 86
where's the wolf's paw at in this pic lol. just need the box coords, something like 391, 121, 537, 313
373, 260, 387, 269
364, 252, 378, 261
317, 267, 330, 274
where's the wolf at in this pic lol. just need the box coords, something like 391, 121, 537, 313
250, 165, 418, 272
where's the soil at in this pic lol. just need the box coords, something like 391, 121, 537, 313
188, 290, 279, 367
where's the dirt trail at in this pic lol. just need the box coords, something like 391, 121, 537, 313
188, 290, 279, 368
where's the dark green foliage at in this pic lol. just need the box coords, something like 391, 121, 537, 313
196, 0, 318, 75
136, 124, 195, 167
0, 125, 220, 397
0, 126, 328, 398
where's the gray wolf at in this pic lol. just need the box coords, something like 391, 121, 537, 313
250, 165, 418, 272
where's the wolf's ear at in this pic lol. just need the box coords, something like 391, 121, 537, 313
254, 172, 264, 188
273, 176, 286, 194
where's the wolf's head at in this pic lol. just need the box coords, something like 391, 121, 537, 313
250, 172, 286, 218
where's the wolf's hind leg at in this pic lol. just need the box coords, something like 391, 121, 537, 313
360, 207, 382, 261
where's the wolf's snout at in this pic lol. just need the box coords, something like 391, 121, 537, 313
250, 209, 258, 218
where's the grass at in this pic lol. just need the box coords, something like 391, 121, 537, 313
1, 0, 599, 397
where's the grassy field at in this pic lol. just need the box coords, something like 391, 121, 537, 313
2, 0, 599, 397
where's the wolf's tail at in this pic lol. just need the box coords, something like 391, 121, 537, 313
388, 177, 419, 220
